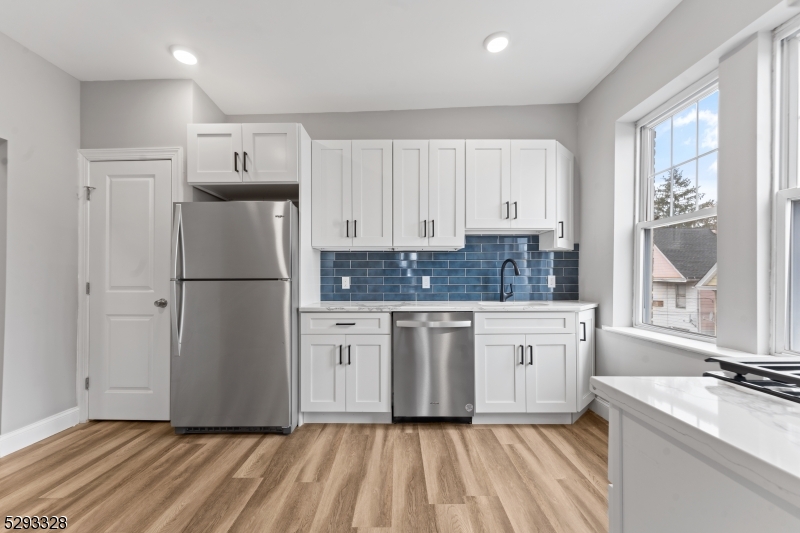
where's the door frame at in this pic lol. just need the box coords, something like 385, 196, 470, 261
76, 147, 182, 423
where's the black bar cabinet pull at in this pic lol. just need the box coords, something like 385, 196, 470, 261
348, 345, 352, 365
580, 322, 587, 342
234, 152, 239, 172
519, 345, 524, 365
243, 151, 248, 172
346, 220, 349, 237
514, 202, 518, 219
431, 220, 435, 237
354, 220, 357, 238
559, 221, 564, 239
423, 220, 427, 238
338, 345, 343, 365
336, 322, 356, 326
528, 345, 533, 365
505, 201, 510, 219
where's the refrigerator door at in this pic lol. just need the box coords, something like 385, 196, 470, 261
174, 201, 292, 280
171, 280, 292, 428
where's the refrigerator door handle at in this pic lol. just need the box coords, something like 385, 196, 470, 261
171, 280, 183, 356
171, 205, 183, 280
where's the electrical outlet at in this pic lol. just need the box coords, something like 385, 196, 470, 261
422, 276, 431, 289
342, 276, 350, 289
547, 275, 556, 289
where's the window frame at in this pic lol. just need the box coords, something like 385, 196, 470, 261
773, 15, 800, 355
633, 72, 719, 342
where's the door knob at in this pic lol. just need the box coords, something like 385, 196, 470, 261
154, 298, 168, 308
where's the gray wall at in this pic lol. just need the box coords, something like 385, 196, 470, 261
0, 31, 80, 433
577, 0, 786, 375
0, 138, 6, 415
228, 104, 579, 155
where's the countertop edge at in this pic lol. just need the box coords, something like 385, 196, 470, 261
299, 301, 598, 312
590, 376, 800, 509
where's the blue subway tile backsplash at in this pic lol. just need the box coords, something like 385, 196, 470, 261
319, 235, 579, 302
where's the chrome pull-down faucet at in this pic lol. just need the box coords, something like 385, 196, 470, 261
500, 258, 521, 302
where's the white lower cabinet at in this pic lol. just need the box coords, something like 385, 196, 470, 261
475, 311, 591, 415
301, 332, 391, 413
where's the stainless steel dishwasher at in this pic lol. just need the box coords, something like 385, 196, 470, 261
392, 312, 474, 421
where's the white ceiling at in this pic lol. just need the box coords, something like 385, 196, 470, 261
0, 0, 681, 115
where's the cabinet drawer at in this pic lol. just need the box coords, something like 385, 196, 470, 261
475, 312, 575, 335
301, 313, 391, 335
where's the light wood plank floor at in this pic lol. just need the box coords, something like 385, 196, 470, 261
0, 413, 608, 532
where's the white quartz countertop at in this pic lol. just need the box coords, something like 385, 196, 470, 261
300, 300, 598, 312
591, 376, 800, 508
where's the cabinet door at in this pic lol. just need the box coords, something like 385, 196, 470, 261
577, 309, 596, 411
301, 335, 346, 412
352, 141, 393, 247
345, 335, 391, 413
187, 124, 242, 183
525, 334, 577, 413
429, 140, 465, 248
475, 335, 526, 413
540, 144, 575, 250
393, 140, 429, 248
242, 123, 298, 182
466, 140, 511, 230
510, 140, 555, 229
312, 140, 352, 248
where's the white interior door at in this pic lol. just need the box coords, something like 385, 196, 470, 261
429, 140, 465, 248
312, 140, 352, 248
187, 124, 242, 183
510, 140, 555, 229
474, 335, 526, 413
392, 140, 429, 248
88, 160, 172, 420
525, 334, 577, 413
242, 123, 298, 182
301, 335, 346, 412
466, 140, 511, 229
352, 140, 392, 247
345, 335, 391, 413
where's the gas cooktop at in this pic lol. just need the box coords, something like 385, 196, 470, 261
705, 356, 800, 404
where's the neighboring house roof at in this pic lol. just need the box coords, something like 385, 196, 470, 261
653, 227, 717, 281
652, 245, 686, 282
696, 263, 717, 289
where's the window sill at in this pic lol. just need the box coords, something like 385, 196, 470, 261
602, 326, 755, 359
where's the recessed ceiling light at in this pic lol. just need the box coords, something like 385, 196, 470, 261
170, 45, 197, 65
483, 32, 510, 53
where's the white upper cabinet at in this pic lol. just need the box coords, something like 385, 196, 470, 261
312, 140, 392, 249
392, 139, 465, 249
510, 140, 555, 229
466, 140, 511, 229
187, 124, 243, 183
539, 143, 575, 250
466, 139, 574, 246
393, 140, 429, 248
188, 123, 300, 184
312, 140, 352, 249
428, 140, 465, 248
241, 123, 298, 182
351, 141, 393, 248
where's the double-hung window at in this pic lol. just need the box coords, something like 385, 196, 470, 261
635, 77, 719, 339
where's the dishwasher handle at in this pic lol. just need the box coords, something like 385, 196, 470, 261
395, 320, 472, 328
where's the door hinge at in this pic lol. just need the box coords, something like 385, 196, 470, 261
85, 186, 96, 201
86, 282, 90, 295
85, 377, 89, 390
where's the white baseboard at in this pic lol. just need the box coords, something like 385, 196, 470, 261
0, 407, 79, 458
589, 397, 610, 421
472, 412, 573, 425
301, 412, 392, 424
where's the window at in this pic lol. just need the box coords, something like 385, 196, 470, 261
635, 76, 718, 339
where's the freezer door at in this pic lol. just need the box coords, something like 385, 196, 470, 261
171, 280, 292, 428
174, 201, 293, 280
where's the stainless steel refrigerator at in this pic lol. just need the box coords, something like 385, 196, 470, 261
170, 201, 298, 434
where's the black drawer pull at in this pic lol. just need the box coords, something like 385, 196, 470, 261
336, 322, 356, 326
